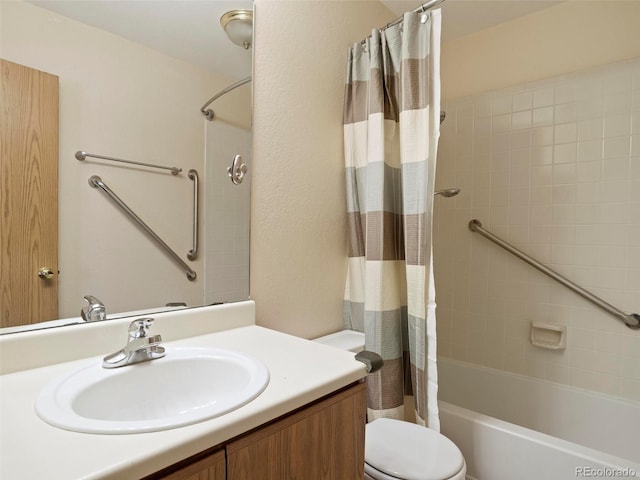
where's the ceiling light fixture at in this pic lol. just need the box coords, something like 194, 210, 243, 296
220, 9, 253, 50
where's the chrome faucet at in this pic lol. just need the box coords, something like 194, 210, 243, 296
81, 295, 107, 322
102, 318, 166, 369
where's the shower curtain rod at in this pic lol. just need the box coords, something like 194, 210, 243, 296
359, 0, 445, 46
200, 76, 252, 121
379, 0, 446, 32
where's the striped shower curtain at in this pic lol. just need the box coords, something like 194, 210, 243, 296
343, 10, 441, 429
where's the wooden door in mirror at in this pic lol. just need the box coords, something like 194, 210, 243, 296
1, 59, 59, 328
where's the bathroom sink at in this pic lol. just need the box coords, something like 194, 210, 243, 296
35, 346, 269, 434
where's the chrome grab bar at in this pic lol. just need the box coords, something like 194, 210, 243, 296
76, 151, 181, 176
89, 176, 197, 281
187, 169, 199, 261
469, 219, 640, 330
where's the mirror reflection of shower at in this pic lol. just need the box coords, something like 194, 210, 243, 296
200, 9, 253, 120
227, 154, 248, 185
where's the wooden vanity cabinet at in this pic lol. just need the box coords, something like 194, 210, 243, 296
155, 449, 226, 480
227, 381, 366, 479
149, 382, 366, 480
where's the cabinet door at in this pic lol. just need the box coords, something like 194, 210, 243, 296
153, 449, 226, 480
227, 382, 366, 480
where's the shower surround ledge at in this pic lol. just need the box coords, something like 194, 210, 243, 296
0, 301, 367, 479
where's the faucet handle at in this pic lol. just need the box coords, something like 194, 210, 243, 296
128, 318, 154, 338
81, 295, 106, 322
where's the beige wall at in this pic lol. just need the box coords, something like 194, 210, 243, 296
442, 1, 640, 101
1, 1, 250, 318
251, 1, 394, 338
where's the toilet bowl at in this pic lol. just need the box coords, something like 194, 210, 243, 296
364, 418, 466, 480
314, 330, 467, 480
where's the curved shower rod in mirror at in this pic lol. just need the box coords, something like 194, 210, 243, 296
200, 76, 252, 121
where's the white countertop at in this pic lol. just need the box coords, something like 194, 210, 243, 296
0, 320, 366, 479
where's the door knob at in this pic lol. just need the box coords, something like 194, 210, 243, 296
38, 268, 54, 280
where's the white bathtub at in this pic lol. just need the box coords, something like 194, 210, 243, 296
438, 358, 640, 480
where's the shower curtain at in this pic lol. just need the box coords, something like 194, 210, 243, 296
343, 9, 441, 429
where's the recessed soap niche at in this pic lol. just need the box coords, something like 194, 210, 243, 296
530, 323, 567, 350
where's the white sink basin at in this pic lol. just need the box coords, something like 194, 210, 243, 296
35, 346, 269, 434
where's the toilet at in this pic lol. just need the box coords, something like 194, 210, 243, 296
314, 330, 467, 480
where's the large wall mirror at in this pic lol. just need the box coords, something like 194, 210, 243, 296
0, 0, 253, 334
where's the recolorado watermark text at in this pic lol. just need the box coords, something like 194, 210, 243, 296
576, 467, 637, 478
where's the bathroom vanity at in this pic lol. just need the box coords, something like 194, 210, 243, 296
148, 382, 365, 479
0, 302, 367, 479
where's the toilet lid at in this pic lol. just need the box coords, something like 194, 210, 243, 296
365, 418, 464, 480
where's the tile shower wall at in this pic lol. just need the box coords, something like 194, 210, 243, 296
434, 57, 640, 403
205, 122, 251, 304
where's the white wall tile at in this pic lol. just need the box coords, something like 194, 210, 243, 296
603, 136, 631, 158
533, 86, 555, 108
532, 165, 553, 186
578, 118, 603, 141
604, 113, 631, 138
601, 181, 629, 203
532, 126, 554, 146
632, 90, 640, 111
532, 146, 553, 166
474, 100, 493, 118
578, 140, 603, 163
553, 143, 577, 164
492, 132, 511, 152
530, 205, 551, 225
620, 379, 640, 402
552, 163, 577, 184
602, 158, 629, 180
600, 203, 628, 224
555, 82, 578, 105
533, 107, 553, 127
579, 97, 604, 120
555, 123, 577, 144
435, 56, 640, 404
512, 111, 532, 130
632, 136, 640, 157
552, 185, 576, 204
633, 112, 640, 135
575, 203, 600, 224
605, 70, 632, 94
605, 92, 631, 114
555, 102, 578, 123
493, 113, 511, 133
575, 182, 601, 203
512, 130, 532, 150
493, 96, 512, 115
577, 161, 602, 183
513, 92, 533, 112
551, 225, 576, 244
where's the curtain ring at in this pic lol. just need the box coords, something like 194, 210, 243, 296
419, 3, 429, 23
